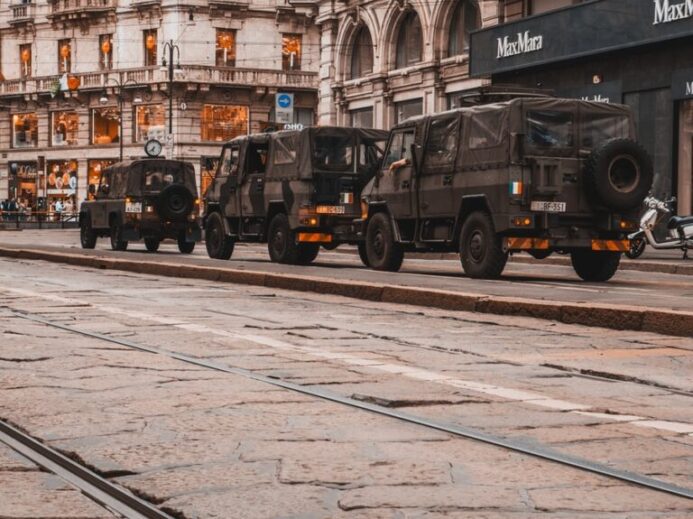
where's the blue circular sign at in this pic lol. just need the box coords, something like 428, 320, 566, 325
277, 94, 292, 108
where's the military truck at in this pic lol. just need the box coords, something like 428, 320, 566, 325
359, 98, 653, 281
203, 127, 388, 264
79, 159, 201, 253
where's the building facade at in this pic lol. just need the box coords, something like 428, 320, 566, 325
0, 0, 320, 213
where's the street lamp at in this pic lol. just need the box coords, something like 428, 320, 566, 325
161, 40, 182, 138
100, 76, 139, 161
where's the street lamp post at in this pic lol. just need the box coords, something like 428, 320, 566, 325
100, 76, 140, 161
161, 40, 181, 138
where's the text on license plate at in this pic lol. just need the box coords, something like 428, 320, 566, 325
125, 202, 143, 213
530, 201, 566, 213
315, 205, 346, 215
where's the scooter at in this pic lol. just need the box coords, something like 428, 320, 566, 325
626, 196, 693, 259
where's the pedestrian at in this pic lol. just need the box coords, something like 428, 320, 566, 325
0, 199, 6, 222
8, 198, 17, 222
54, 199, 64, 221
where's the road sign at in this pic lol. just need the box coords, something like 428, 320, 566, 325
275, 93, 294, 124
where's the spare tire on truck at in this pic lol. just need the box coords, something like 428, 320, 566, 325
584, 138, 653, 211
158, 184, 194, 221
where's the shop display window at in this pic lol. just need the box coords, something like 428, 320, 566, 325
46, 160, 78, 216
12, 113, 38, 148
200, 104, 248, 142
51, 111, 79, 146
8, 162, 38, 211
99, 34, 113, 70
216, 30, 236, 67
87, 159, 115, 200
58, 39, 71, 74
135, 105, 165, 142
92, 107, 120, 144
282, 34, 302, 71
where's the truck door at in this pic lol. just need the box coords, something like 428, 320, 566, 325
240, 141, 268, 227
381, 128, 415, 218
418, 116, 459, 222
92, 169, 111, 228
219, 144, 241, 225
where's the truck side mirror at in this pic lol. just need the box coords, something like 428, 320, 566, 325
100, 184, 110, 195
88, 184, 96, 196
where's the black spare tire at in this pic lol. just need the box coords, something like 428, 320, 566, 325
585, 139, 653, 211
158, 184, 194, 221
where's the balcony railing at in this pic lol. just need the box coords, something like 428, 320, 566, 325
9, 2, 36, 24
0, 66, 319, 97
48, 0, 116, 18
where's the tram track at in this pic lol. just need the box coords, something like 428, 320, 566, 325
7, 309, 692, 502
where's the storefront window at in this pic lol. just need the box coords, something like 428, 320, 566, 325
58, 39, 71, 74
51, 111, 79, 146
87, 159, 116, 200
282, 34, 302, 71
395, 99, 423, 124
200, 104, 248, 142
216, 30, 236, 67
135, 105, 165, 142
99, 34, 113, 70
8, 162, 38, 211
92, 108, 120, 144
19, 44, 31, 79
350, 108, 374, 129
144, 30, 157, 67
46, 160, 78, 216
12, 113, 38, 148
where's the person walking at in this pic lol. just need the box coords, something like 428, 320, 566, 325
54, 199, 64, 221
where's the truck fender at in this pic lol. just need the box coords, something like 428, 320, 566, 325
365, 202, 403, 243
453, 195, 493, 246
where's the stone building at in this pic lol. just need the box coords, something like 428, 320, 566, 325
0, 0, 320, 213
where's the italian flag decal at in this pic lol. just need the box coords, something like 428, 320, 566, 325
509, 181, 523, 195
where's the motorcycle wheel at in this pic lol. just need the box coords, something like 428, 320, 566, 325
626, 237, 646, 259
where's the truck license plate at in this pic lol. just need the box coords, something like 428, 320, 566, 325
315, 205, 346, 215
530, 201, 566, 213
125, 202, 142, 213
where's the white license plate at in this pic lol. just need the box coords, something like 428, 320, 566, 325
125, 202, 142, 213
530, 201, 566, 213
315, 205, 346, 215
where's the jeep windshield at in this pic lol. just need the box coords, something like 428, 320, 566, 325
526, 110, 574, 153
312, 135, 355, 172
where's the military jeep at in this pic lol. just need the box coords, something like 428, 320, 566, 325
203, 127, 388, 264
79, 159, 202, 253
359, 98, 653, 281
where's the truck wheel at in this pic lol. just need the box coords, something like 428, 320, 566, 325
296, 244, 320, 265
459, 211, 507, 279
357, 242, 370, 267
80, 218, 97, 249
268, 213, 299, 264
109, 221, 128, 251
571, 250, 621, 282
205, 213, 234, 260
177, 233, 195, 254
144, 237, 160, 252
366, 213, 404, 272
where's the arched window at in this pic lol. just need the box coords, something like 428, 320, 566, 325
448, 1, 480, 56
350, 26, 374, 79
395, 11, 422, 69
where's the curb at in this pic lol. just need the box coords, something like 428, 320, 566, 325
1, 247, 691, 338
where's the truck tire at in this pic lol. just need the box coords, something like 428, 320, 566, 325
296, 244, 320, 265
144, 237, 160, 252
459, 211, 507, 279
80, 217, 97, 249
571, 250, 621, 282
158, 185, 194, 221
585, 139, 653, 211
109, 221, 128, 251
366, 212, 404, 272
205, 212, 234, 260
177, 233, 195, 254
268, 213, 299, 264
357, 242, 370, 267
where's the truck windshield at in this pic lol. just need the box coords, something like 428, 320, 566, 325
312, 135, 354, 171
526, 110, 574, 150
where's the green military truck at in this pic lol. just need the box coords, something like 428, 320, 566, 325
79, 158, 201, 253
359, 98, 653, 281
203, 127, 388, 264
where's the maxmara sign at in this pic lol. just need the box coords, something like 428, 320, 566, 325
496, 31, 543, 59
653, 0, 693, 25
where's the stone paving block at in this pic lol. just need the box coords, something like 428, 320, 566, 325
0, 472, 115, 518
0, 443, 34, 471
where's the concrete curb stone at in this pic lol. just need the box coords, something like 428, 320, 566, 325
0, 246, 690, 338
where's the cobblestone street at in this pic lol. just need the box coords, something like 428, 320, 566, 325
1, 256, 691, 517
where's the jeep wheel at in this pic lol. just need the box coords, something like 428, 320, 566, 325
366, 213, 404, 272
144, 237, 160, 253
268, 213, 299, 264
109, 221, 128, 251
357, 242, 370, 267
177, 234, 195, 254
585, 139, 653, 211
571, 250, 621, 282
80, 217, 97, 249
205, 212, 234, 260
296, 244, 320, 265
459, 211, 507, 279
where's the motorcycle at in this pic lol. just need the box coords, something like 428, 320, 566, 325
626, 196, 693, 259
